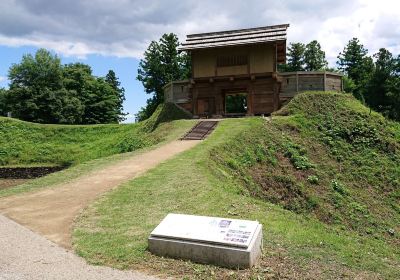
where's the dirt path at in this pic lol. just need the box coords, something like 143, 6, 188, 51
0, 215, 158, 280
0, 140, 200, 249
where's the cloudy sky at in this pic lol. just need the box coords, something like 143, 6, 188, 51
0, 0, 399, 119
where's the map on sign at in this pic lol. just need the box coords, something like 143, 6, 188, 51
150, 213, 260, 248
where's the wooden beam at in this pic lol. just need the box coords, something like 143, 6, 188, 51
193, 88, 198, 115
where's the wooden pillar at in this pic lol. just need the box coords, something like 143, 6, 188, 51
296, 72, 299, 93
247, 82, 254, 116
211, 83, 221, 116
192, 87, 198, 116
341, 76, 344, 92
273, 80, 280, 112
211, 83, 218, 116
274, 43, 277, 72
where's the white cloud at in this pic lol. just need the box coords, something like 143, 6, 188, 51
0, 0, 398, 64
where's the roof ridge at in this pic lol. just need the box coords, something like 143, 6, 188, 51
187, 24, 290, 38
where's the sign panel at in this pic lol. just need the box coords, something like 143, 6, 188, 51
150, 213, 260, 248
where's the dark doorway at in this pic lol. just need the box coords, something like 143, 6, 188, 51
225, 92, 247, 115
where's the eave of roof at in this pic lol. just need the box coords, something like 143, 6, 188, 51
179, 24, 289, 51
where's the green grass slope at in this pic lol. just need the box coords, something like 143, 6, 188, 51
213, 92, 399, 242
0, 103, 192, 167
74, 92, 399, 279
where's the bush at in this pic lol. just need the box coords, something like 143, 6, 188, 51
307, 175, 319, 184
331, 179, 349, 196
283, 142, 315, 170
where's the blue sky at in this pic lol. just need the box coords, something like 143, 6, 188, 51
0, 0, 399, 122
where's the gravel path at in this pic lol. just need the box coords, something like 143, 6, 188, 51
0, 140, 200, 248
0, 215, 159, 280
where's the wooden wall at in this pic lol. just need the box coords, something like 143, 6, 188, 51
325, 74, 342, 91
191, 44, 275, 78
164, 83, 173, 102
165, 72, 342, 118
163, 81, 190, 103
280, 72, 343, 100
252, 80, 275, 114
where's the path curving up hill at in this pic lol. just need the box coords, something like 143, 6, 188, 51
0, 140, 200, 249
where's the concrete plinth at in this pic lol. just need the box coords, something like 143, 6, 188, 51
148, 214, 263, 268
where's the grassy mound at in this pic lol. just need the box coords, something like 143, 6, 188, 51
212, 91, 399, 242
141, 102, 192, 132
0, 103, 193, 167
74, 115, 399, 279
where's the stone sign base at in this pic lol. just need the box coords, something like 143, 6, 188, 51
148, 214, 263, 268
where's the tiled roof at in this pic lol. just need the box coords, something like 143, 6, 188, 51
179, 24, 289, 51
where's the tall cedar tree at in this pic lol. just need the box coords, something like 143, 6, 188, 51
284, 42, 306, 71
304, 40, 328, 71
105, 70, 126, 122
137, 33, 191, 121
337, 38, 374, 99
6, 49, 125, 124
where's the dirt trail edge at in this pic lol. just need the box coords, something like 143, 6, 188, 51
0, 140, 200, 249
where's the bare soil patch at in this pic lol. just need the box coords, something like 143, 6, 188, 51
0, 166, 65, 179
0, 179, 30, 190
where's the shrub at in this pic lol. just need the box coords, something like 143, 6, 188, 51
283, 142, 315, 170
307, 175, 319, 184
331, 179, 349, 196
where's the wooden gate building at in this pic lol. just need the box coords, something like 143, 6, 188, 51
164, 24, 343, 117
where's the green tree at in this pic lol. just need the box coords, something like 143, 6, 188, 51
285, 42, 306, 71
63, 63, 123, 124
105, 70, 126, 122
304, 40, 328, 71
81, 77, 120, 124
7, 49, 69, 123
137, 33, 190, 121
337, 38, 374, 100
6, 49, 126, 124
63, 63, 92, 96
0, 88, 8, 116
342, 76, 356, 94
386, 55, 400, 120
367, 49, 400, 120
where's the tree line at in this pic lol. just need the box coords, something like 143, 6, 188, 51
1, 35, 398, 124
137, 35, 399, 122
0, 49, 125, 124
279, 39, 400, 121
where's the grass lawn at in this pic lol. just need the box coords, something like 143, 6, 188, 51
0, 104, 196, 197
73, 113, 400, 279
0, 103, 192, 167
